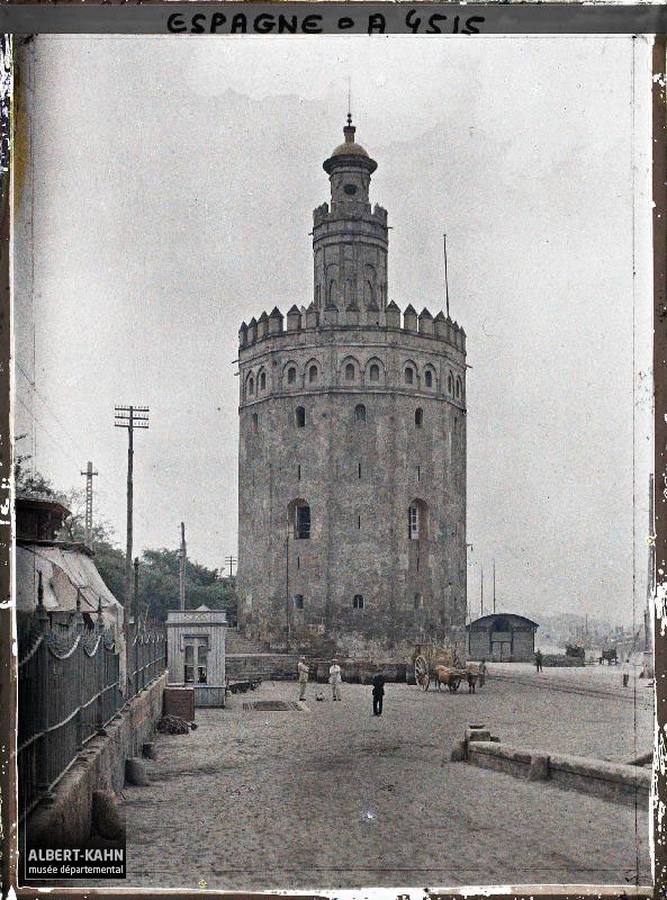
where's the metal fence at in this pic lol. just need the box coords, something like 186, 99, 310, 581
17, 579, 166, 822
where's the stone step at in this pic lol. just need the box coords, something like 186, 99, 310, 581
225, 629, 272, 654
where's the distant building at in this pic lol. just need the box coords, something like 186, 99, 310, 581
466, 613, 539, 662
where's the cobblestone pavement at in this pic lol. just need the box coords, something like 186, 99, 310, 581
121, 678, 650, 891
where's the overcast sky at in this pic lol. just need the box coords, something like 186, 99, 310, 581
15, 35, 653, 627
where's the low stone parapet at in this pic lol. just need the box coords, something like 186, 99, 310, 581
466, 739, 650, 805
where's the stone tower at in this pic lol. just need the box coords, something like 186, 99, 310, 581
236, 118, 467, 658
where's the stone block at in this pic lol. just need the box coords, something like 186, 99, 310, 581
528, 754, 550, 781
91, 790, 125, 840
465, 724, 491, 743
450, 740, 466, 762
125, 757, 149, 787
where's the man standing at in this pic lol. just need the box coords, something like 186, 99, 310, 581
297, 656, 309, 701
622, 657, 630, 688
329, 658, 342, 701
535, 649, 543, 673
372, 670, 385, 716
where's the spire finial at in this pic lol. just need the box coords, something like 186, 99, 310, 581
343, 82, 355, 144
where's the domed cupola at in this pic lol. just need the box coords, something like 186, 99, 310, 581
323, 115, 377, 175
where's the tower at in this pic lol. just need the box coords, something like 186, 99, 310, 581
236, 119, 468, 659
313, 115, 388, 313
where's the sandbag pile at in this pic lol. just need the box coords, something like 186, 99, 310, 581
156, 714, 192, 734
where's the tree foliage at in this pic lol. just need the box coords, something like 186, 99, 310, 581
16, 468, 236, 624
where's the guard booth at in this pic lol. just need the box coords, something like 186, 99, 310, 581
466, 613, 539, 662
166, 604, 227, 707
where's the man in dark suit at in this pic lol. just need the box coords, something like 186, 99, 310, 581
372, 671, 385, 716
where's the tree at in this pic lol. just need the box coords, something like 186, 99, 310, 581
135, 548, 236, 623
15, 466, 237, 624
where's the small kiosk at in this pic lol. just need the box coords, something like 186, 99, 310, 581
166, 604, 228, 707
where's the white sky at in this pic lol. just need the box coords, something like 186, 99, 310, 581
14, 35, 654, 627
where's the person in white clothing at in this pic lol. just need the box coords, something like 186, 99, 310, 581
329, 659, 342, 701
297, 657, 309, 701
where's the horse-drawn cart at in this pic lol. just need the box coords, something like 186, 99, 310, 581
413, 642, 480, 693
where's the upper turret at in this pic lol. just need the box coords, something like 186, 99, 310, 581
322, 114, 378, 214
313, 117, 388, 313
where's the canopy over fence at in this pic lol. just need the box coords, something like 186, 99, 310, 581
18, 573, 166, 822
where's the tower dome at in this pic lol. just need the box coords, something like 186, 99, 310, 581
323, 115, 378, 175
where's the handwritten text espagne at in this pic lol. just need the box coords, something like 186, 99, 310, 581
166, 11, 485, 35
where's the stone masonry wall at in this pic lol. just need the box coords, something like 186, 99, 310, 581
237, 313, 467, 654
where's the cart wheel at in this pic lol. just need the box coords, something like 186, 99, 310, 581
415, 655, 430, 692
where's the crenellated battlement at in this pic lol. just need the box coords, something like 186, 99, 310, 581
238, 301, 466, 352
313, 201, 388, 229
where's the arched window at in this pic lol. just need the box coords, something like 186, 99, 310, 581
252, 413, 258, 432
293, 594, 304, 610
447, 372, 454, 394
425, 370, 433, 389
414, 593, 423, 609
353, 594, 364, 610
289, 500, 311, 539
295, 406, 306, 428
328, 280, 337, 304
415, 407, 423, 428
309, 365, 318, 384
345, 363, 355, 382
248, 376, 254, 396
355, 403, 366, 423
369, 363, 380, 383
287, 367, 296, 385
455, 376, 462, 399
404, 367, 414, 385
259, 372, 266, 391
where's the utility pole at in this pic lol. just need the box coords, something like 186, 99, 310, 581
179, 521, 187, 611
492, 559, 496, 614
133, 556, 140, 623
225, 555, 237, 578
480, 565, 484, 617
80, 461, 98, 549
114, 405, 149, 614
285, 526, 290, 650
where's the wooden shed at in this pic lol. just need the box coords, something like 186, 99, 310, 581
466, 613, 539, 662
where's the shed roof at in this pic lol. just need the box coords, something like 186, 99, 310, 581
466, 613, 539, 631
